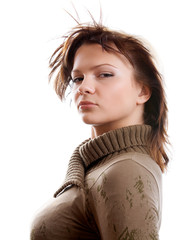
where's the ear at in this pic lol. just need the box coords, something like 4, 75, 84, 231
137, 85, 151, 105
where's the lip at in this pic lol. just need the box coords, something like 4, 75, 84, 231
78, 101, 97, 110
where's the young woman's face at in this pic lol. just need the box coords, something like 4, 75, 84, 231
71, 43, 145, 132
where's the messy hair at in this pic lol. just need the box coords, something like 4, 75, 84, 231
49, 22, 169, 172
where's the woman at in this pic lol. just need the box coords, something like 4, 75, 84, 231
30, 22, 169, 239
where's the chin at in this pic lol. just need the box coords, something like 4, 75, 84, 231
81, 116, 100, 125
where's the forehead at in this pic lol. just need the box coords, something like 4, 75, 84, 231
72, 43, 132, 71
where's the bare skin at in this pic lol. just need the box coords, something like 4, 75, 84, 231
71, 43, 151, 138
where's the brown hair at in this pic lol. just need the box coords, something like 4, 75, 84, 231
49, 22, 169, 172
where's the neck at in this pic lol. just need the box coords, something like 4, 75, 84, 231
91, 121, 144, 139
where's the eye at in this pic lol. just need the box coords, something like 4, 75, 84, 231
72, 77, 84, 83
99, 73, 113, 78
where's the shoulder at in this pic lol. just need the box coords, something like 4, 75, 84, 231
85, 154, 162, 239
86, 152, 162, 217
85, 152, 162, 196
105, 152, 162, 186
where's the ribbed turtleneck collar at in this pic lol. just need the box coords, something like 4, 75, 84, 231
54, 125, 151, 197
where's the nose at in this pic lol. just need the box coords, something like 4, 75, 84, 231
77, 76, 95, 95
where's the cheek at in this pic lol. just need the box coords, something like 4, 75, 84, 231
105, 81, 134, 101
72, 88, 79, 104
102, 82, 138, 111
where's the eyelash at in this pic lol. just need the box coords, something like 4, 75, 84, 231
72, 77, 84, 83
72, 73, 114, 83
99, 73, 113, 78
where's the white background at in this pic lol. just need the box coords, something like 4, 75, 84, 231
0, 0, 176, 239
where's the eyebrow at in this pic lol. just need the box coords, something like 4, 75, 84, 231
71, 63, 118, 74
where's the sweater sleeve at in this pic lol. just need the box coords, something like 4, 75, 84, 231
89, 159, 161, 240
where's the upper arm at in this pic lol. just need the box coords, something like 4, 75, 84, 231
90, 159, 161, 240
